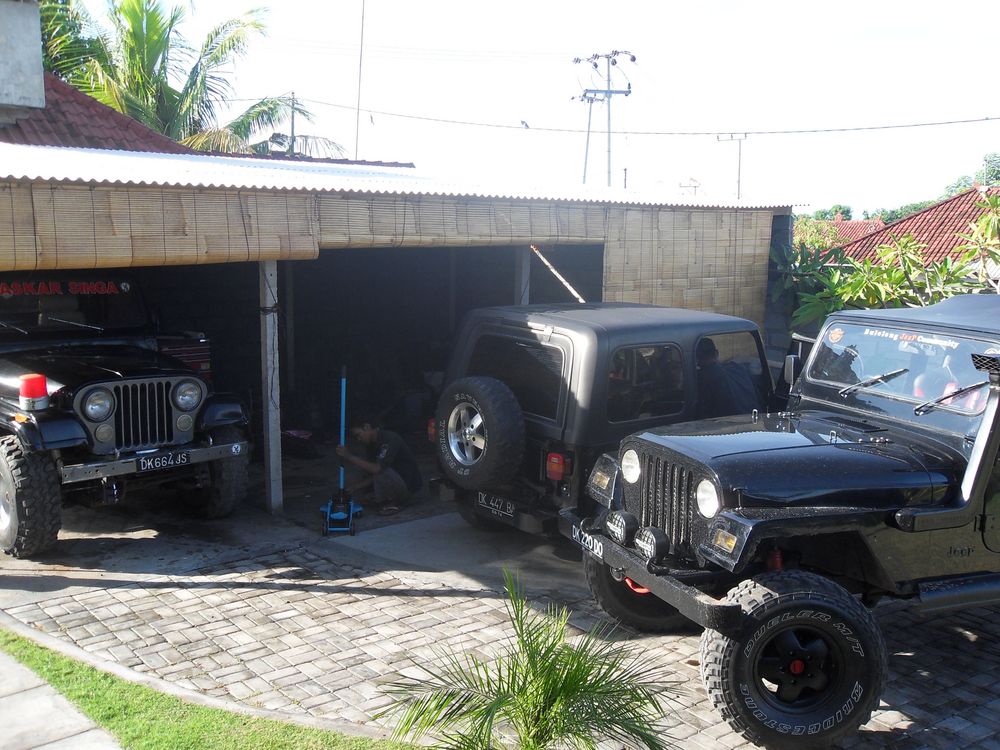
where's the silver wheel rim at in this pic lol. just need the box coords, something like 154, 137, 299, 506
0, 480, 12, 537
447, 401, 486, 466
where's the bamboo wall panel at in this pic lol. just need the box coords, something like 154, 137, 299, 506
1, 179, 775, 328
0, 182, 318, 270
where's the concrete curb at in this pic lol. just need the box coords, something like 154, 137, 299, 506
0, 609, 394, 741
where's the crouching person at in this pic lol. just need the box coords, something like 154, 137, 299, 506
336, 415, 422, 515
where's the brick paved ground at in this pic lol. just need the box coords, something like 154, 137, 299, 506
5, 541, 1000, 749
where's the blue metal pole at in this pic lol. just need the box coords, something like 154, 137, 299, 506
339, 365, 347, 492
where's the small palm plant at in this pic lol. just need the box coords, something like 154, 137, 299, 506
379, 571, 679, 750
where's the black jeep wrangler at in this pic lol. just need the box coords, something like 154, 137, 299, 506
562, 294, 1000, 748
0, 272, 250, 558
432, 303, 776, 537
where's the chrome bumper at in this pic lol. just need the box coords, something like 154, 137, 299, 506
59, 441, 247, 484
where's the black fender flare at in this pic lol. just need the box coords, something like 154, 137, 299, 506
3, 413, 88, 452
197, 394, 248, 432
703, 507, 891, 582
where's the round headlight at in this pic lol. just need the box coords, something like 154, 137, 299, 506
172, 380, 203, 412
83, 388, 114, 422
696, 479, 721, 518
621, 449, 641, 484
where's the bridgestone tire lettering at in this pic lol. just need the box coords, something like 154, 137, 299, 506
701, 570, 887, 750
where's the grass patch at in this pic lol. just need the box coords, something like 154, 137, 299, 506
0, 628, 410, 750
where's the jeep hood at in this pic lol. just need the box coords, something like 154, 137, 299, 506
0, 345, 196, 399
634, 412, 958, 508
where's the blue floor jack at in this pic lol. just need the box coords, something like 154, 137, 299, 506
322, 367, 362, 536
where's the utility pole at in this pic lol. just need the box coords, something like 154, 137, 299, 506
717, 133, 747, 200
573, 50, 635, 187
288, 91, 296, 155
354, 0, 366, 160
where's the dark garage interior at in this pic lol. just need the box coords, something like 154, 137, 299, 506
133, 242, 603, 442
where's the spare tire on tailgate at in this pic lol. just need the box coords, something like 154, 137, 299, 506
435, 376, 524, 490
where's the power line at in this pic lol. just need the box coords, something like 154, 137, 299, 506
223, 94, 1000, 137
283, 98, 1000, 137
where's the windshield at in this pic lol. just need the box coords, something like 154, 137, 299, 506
0, 276, 149, 335
804, 320, 992, 433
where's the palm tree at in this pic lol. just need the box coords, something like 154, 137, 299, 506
39, 0, 343, 156
379, 571, 679, 750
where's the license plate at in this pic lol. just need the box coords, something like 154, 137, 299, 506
477, 492, 514, 518
571, 523, 605, 559
136, 451, 191, 473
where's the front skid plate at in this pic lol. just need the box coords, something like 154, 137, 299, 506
59, 441, 248, 484
558, 509, 742, 633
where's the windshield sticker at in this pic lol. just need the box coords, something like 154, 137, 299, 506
0, 280, 125, 297
827, 327, 844, 343
862, 327, 959, 350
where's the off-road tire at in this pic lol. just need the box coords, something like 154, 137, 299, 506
700, 570, 887, 749
584, 554, 692, 633
188, 426, 249, 519
435, 377, 524, 491
0, 436, 62, 558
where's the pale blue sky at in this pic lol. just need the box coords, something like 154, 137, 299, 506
82, 0, 1000, 214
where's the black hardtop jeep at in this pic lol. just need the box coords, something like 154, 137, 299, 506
561, 294, 1000, 748
433, 302, 775, 534
0, 271, 250, 558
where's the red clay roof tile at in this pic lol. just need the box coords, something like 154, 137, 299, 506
839, 187, 1000, 264
0, 73, 191, 154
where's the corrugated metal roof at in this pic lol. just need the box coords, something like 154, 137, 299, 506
0, 141, 791, 210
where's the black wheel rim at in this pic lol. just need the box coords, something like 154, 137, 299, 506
753, 624, 842, 711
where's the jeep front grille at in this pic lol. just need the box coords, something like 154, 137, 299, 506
634, 453, 694, 550
113, 380, 175, 449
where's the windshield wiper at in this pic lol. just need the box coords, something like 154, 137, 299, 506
46, 317, 104, 332
913, 381, 988, 416
0, 319, 28, 335
838, 367, 909, 397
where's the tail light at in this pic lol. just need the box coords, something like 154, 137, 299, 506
19, 373, 50, 411
427, 417, 437, 443
546, 452, 573, 481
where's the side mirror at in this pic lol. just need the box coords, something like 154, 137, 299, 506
784, 354, 802, 387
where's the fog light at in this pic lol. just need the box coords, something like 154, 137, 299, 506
94, 423, 114, 443
634, 526, 670, 562
176, 414, 194, 431
605, 511, 639, 545
713, 528, 738, 554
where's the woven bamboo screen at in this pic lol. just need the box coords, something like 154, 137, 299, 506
602, 206, 774, 326
317, 194, 609, 247
0, 182, 318, 270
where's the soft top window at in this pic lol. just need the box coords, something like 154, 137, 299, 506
466, 334, 564, 420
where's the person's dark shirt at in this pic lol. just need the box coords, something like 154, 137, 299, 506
697, 361, 760, 418
374, 429, 422, 492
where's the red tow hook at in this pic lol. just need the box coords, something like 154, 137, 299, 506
624, 577, 651, 594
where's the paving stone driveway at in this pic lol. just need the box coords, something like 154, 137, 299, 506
4, 519, 1000, 750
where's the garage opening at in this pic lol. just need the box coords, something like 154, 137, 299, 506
132, 243, 602, 441
287, 243, 603, 436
